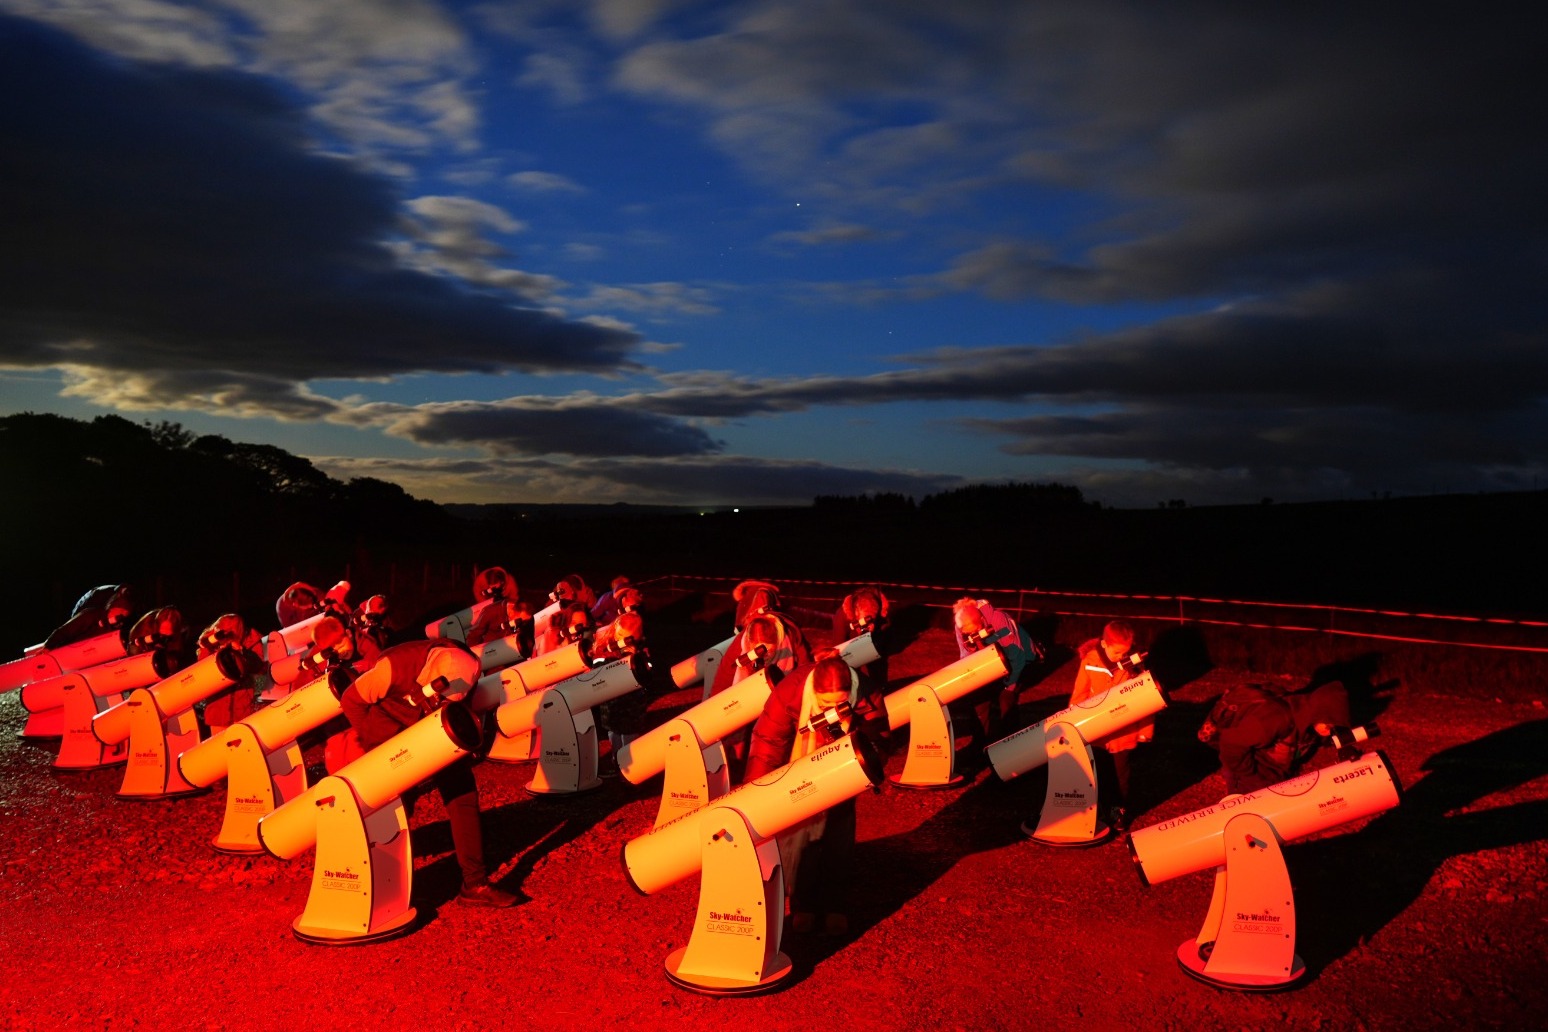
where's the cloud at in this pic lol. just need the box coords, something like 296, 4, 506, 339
768, 222, 883, 248
312, 450, 960, 506
6, 0, 482, 152
570, 283, 719, 318
508, 170, 587, 194
0, 17, 643, 404
376, 396, 724, 458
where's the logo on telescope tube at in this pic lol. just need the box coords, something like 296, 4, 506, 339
388, 747, 411, 770
1318, 794, 1349, 818
1151, 806, 1217, 834
811, 743, 842, 763
789, 778, 818, 803
1333, 765, 1373, 784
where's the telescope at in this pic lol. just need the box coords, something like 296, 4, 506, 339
1127, 743, 1400, 990
623, 638, 881, 827
475, 632, 526, 674
423, 598, 495, 642
985, 670, 1168, 845
91, 647, 247, 800
621, 731, 883, 994
617, 667, 774, 827
668, 635, 735, 699
257, 701, 484, 944
257, 613, 329, 702
2, 628, 128, 702
27, 651, 175, 771
877, 645, 1010, 789
531, 599, 561, 640
494, 654, 643, 795
178, 675, 344, 853
471, 642, 590, 763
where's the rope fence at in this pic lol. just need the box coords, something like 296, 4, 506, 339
641, 574, 1548, 656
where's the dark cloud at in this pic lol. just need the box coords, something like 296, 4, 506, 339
0, 16, 640, 391
316, 451, 957, 506
383, 398, 724, 458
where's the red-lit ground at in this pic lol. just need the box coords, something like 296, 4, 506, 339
1, 596, 1544, 1031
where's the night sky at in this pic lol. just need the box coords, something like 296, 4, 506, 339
2, 3, 1543, 508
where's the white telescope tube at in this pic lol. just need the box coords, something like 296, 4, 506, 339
474, 642, 589, 709
24, 650, 174, 713
833, 632, 880, 670
670, 635, 735, 690
92, 648, 244, 745
1, 629, 128, 693
986, 670, 1168, 781
617, 668, 774, 785
881, 645, 1009, 730
494, 656, 641, 738
258, 702, 483, 860
177, 675, 340, 788
622, 732, 883, 896
1128, 751, 1402, 886
263, 613, 326, 663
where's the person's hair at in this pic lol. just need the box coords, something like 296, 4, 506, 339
812, 656, 851, 694
953, 598, 983, 628
312, 615, 349, 651
743, 614, 781, 647
1102, 620, 1135, 648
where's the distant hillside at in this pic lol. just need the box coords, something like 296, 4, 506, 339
3, 414, 1541, 645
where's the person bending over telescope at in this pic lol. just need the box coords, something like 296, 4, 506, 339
1199, 679, 1355, 795
743, 653, 887, 938
43, 584, 134, 650
312, 617, 517, 908
833, 586, 890, 685
195, 614, 265, 735
1069, 620, 1150, 835
952, 598, 1040, 760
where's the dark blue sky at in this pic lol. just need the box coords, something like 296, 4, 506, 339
2, 3, 1543, 507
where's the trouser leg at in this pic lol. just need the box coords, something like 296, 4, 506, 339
434, 758, 486, 888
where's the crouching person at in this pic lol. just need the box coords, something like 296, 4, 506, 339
315, 617, 517, 908
743, 654, 885, 938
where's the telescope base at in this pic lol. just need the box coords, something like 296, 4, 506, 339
888, 773, 966, 791
1022, 818, 1114, 848
1177, 939, 1305, 992
664, 948, 792, 996
525, 778, 603, 797
52, 758, 126, 772
19, 712, 64, 739
293, 908, 419, 946
116, 786, 209, 801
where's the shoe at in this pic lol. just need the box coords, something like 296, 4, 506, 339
791, 912, 817, 934
1107, 807, 1129, 836
598, 755, 620, 779
458, 882, 518, 908
822, 913, 849, 937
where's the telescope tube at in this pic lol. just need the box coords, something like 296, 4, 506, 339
1128, 751, 1402, 886
622, 733, 883, 895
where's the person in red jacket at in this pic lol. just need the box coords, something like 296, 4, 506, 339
743, 653, 886, 937
1068, 620, 1149, 833
195, 613, 264, 733
316, 618, 517, 908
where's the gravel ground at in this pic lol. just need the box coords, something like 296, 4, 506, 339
1, 605, 1544, 1032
